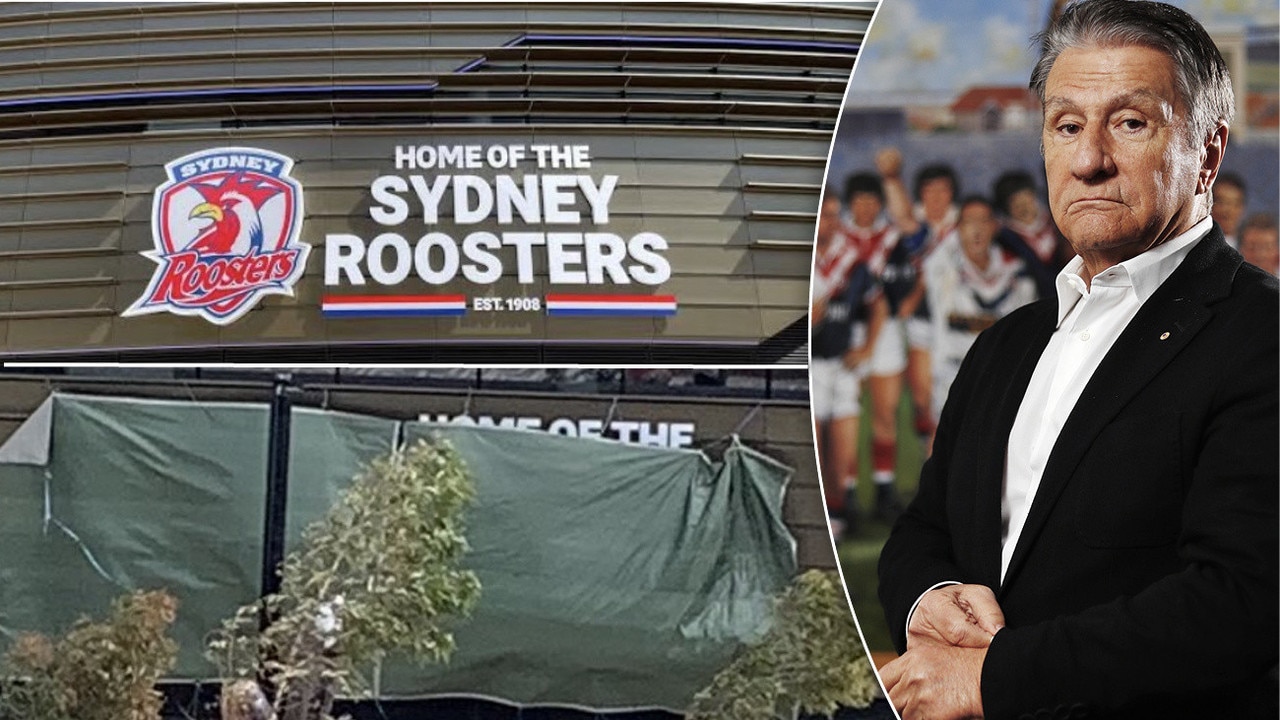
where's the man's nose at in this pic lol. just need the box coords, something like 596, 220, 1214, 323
1072, 124, 1116, 180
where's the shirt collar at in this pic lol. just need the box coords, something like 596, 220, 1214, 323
959, 244, 1003, 278
845, 215, 890, 236
1053, 216, 1212, 327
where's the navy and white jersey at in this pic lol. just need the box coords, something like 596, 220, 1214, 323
813, 258, 881, 360
882, 205, 957, 316
881, 229, 926, 314
996, 210, 1065, 300
840, 217, 898, 278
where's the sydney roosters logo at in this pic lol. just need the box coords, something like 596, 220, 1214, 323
123, 147, 309, 325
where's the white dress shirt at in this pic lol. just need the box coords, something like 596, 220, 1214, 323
904, 216, 1213, 636
1000, 216, 1212, 579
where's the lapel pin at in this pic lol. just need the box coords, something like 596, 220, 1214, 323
1159, 332, 1171, 340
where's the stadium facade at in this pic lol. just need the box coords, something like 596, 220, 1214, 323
0, 1, 875, 363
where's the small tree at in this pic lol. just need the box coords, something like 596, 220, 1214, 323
0, 589, 179, 720
207, 438, 481, 720
688, 569, 879, 720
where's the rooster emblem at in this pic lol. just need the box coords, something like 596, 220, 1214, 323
186, 172, 282, 255
123, 147, 309, 325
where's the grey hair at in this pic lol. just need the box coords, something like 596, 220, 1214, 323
1030, 0, 1234, 146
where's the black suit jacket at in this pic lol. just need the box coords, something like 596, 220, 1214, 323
878, 227, 1279, 720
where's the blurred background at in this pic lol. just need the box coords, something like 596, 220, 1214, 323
822, 0, 1278, 665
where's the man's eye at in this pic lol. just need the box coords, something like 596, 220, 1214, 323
1120, 118, 1146, 130
1057, 123, 1082, 135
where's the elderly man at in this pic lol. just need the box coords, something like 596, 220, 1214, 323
876, 2, 1278, 719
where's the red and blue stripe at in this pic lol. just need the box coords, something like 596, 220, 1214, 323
545, 294, 677, 317
321, 294, 467, 317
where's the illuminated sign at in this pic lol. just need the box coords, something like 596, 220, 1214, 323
323, 144, 677, 318
123, 147, 309, 325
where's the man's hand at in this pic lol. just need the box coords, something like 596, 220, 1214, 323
909, 583, 1004, 649
880, 643, 988, 720
843, 346, 872, 370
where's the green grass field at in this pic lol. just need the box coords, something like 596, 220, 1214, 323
831, 391, 926, 656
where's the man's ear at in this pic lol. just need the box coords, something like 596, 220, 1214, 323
1198, 122, 1229, 195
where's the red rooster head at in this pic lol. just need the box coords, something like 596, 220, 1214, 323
186, 173, 282, 256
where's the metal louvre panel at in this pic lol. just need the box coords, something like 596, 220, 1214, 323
0, 2, 868, 133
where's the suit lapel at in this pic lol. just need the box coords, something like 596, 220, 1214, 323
973, 303, 1055, 590
1000, 229, 1240, 588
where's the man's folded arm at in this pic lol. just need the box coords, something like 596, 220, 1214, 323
878, 322, 999, 654
980, 327, 1279, 717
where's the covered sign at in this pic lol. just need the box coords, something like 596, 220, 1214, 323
0, 393, 796, 711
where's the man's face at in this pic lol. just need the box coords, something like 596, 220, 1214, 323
1211, 182, 1245, 235
1240, 227, 1278, 274
817, 196, 841, 245
958, 202, 996, 266
1041, 44, 1211, 261
919, 177, 954, 221
850, 192, 883, 228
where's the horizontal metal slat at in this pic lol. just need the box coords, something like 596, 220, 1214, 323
0, 276, 117, 291
0, 307, 115, 320
0, 246, 119, 261
739, 153, 827, 166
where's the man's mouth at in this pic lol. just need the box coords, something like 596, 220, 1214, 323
1071, 197, 1122, 208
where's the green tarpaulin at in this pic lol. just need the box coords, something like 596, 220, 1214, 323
0, 393, 797, 711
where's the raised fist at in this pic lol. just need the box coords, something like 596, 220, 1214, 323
875, 147, 904, 178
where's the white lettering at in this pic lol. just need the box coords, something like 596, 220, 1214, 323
494, 175, 540, 224
579, 175, 617, 224
585, 233, 630, 284
627, 233, 672, 285
547, 418, 577, 437
415, 413, 697, 448
578, 419, 604, 439
324, 234, 367, 285
438, 145, 464, 168
453, 175, 493, 225
502, 233, 546, 284
669, 423, 695, 449
547, 233, 586, 284
461, 232, 502, 284
637, 422, 669, 447
414, 233, 459, 284
486, 145, 509, 169
409, 175, 450, 224
394, 145, 417, 170
366, 233, 412, 285
541, 175, 580, 224
325, 230, 670, 287
370, 176, 410, 226
611, 421, 640, 443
